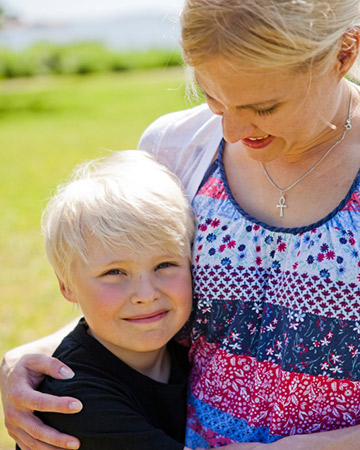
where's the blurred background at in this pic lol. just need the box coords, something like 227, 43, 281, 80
0, 1, 202, 448
0, 0, 183, 51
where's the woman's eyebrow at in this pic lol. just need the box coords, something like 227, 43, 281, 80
194, 74, 281, 108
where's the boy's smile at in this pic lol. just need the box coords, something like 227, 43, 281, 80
124, 309, 170, 324
59, 235, 192, 371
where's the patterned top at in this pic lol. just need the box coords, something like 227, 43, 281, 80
185, 139, 360, 448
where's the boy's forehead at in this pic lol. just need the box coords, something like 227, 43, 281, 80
84, 235, 130, 259
83, 235, 187, 264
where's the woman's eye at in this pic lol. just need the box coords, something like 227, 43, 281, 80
254, 105, 278, 116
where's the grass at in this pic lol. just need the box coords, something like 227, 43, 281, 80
0, 66, 200, 449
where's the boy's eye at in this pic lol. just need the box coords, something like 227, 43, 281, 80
104, 269, 124, 276
156, 262, 175, 270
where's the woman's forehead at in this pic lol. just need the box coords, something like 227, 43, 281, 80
194, 58, 307, 105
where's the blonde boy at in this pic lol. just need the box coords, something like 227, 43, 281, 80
30, 151, 194, 450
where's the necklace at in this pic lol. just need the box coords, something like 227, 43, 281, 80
261, 91, 353, 217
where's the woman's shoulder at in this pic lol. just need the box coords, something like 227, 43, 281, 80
138, 103, 221, 159
140, 103, 214, 139
138, 104, 223, 198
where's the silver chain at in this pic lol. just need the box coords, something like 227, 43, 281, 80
261, 90, 353, 216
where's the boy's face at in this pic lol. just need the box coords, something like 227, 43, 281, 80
60, 236, 192, 358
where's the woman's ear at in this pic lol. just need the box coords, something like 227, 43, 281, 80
57, 275, 77, 303
337, 28, 360, 77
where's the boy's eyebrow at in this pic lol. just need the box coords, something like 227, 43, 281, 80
99, 254, 179, 267
194, 75, 281, 109
102, 260, 126, 266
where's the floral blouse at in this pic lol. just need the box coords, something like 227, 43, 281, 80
186, 139, 360, 448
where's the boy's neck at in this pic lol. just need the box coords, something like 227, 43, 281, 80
87, 327, 171, 383
133, 346, 171, 383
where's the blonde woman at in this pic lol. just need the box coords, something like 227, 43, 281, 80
3, 0, 360, 449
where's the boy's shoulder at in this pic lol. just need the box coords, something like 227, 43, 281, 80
37, 320, 187, 449
39, 320, 133, 402
44, 319, 145, 397
42, 319, 188, 398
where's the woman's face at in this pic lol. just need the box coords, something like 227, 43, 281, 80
194, 56, 345, 163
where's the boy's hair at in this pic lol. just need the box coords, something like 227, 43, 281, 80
42, 150, 195, 286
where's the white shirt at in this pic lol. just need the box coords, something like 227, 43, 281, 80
138, 103, 223, 201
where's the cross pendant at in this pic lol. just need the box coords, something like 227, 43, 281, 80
277, 191, 287, 217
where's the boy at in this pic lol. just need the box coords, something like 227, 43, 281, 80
24, 151, 195, 450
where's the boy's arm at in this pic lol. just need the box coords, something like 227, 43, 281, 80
1, 319, 83, 450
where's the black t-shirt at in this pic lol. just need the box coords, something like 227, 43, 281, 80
31, 319, 189, 450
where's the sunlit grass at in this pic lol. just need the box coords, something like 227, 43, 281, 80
0, 67, 199, 449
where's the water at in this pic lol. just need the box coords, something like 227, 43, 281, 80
0, 12, 182, 50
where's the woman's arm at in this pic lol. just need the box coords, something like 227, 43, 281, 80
273, 427, 360, 450
218, 425, 360, 450
1, 319, 83, 450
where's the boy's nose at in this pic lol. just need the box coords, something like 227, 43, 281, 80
130, 275, 160, 304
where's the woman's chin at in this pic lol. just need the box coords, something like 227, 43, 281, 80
243, 142, 286, 163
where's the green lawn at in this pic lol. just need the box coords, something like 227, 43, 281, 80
0, 67, 199, 449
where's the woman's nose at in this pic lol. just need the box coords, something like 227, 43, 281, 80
221, 110, 256, 144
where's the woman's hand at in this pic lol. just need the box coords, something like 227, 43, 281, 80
222, 425, 360, 450
1, 352, 82, 450
273, 427, 360, 450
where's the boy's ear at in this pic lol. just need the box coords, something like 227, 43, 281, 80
56, 275, 77, 303
336, 29, 360, 77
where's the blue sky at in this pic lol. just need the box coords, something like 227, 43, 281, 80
3, 0, 184, 22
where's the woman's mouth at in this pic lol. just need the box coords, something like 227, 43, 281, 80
248, 134, 270, 141
242, 134, 275, 149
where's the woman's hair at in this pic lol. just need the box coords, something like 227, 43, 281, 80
181, 0, 360, 75
42, 150, 195, 286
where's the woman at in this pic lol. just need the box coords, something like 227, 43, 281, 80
3, 0, 360, 448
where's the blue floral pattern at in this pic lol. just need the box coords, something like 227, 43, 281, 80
185, 143, 360, 448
